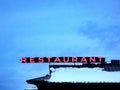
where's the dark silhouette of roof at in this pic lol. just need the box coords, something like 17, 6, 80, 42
26, 60, 120, 90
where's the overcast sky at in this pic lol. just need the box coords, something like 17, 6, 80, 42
0, 0, 120, 90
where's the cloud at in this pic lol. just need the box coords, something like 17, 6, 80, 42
77, 21, 120, 48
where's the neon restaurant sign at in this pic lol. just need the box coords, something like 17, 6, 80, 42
20, 56, 105, 63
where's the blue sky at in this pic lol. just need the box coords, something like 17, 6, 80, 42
0, 0, 120, 90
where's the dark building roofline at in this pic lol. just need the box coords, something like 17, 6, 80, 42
26, 60, 120, 90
